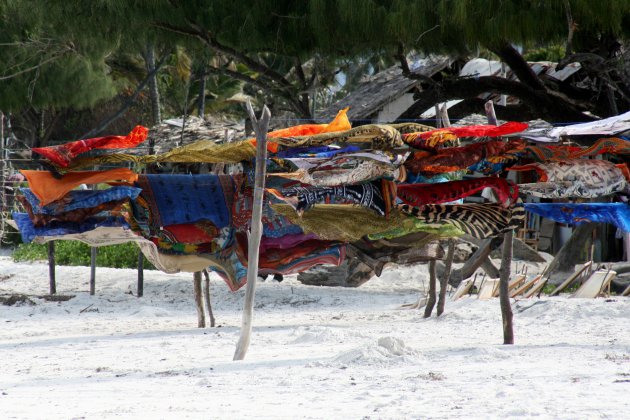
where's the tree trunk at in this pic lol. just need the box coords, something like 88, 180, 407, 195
144, 43, 162, 127
544, 223, 597, 280
202, 269, 216, 327
193, 271, 205, 328
233, 102, 271, 361
198, 66, 207, 117
499, 231, 514, 345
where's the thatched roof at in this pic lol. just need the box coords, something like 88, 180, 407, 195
319, 56, 453, 121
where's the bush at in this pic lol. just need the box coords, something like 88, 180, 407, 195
13, 241, 155, 270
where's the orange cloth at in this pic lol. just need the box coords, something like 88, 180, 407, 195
250, 107, 351, 153
21, 168, 139, 206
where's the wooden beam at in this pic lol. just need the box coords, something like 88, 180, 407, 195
47, 241, 56, 295
233, 101, 271, 361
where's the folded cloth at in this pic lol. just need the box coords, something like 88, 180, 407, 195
19, 186, 141, 214
524, 203, 630, 232
18, 196, 127, 227
397, 177, 518, 208
270, 179, 396, 217
398, 202, 525, 239
520, 110, 630, 142
274, 145, 360, 159
270, 124, 403, 149
509, 160, 628, 198
403, 122, 528, 150
32, 125, 148, 167
135, 174, 236, 228
12, 212, 129, 243
21, 168, 139, 206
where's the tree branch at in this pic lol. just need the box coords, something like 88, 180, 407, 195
489, 41, 546, 91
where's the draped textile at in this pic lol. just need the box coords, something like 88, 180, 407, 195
508, 160, 628, 198
404, 139, 526, 174
19, 186, 141, 215
270, 179, 397, 217
520, 137, 630, 162
389, 122, 435, 134
402, 131, 458, 151
520, 110, 630, 142
397, 202, 525, 239
135, 174, 235, 228
272, 156, 402, 187
274, 145, 360, 159
271, 204, 410, 242
18, 196, 127, 227
524, 203, 630, 232
31, 126, 148, 168
270, 124, 403, 149
518, 181, 626, 199
61, 140, 258, 172
366, 216, 464, 241
21, 168, 139, 206
250, 107, 350, 153
397, 177, 518, 208
12, 212, 129, 243
28, 225, 147, 247
405, 122, 528, 147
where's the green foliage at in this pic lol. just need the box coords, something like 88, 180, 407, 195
523, 45, 566, 62
13, 242, 155, 270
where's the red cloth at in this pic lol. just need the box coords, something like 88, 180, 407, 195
32, 125, 149, 167
397, 177, 518, 208
415, 122, 528, 141
405, 139, 526, 174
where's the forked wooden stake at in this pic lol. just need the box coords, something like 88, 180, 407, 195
233, 101, 271, 361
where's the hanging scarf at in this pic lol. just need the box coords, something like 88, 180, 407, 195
509, 160, 628, 198
270, 124, 403, 149
404, 121, 528, 149
402, 131, 459, 151
520, 138, 630, 163
274, 145, 360, 159
135, 174, 235, 228
397, 202, 525, 239
524, 203, 630, 232
21, 168, 139, 206
404, 139, 526, 174
520, 110, 630, 142
31, 126, 149, 168
397, 177, 518, 208
19, 186, 141, 215
269, 179, 396, 217
18, 196, 128, 227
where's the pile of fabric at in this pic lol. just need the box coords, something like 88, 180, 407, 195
12, 108, 630, 290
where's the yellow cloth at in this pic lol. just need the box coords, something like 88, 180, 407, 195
270, 124, 403, 149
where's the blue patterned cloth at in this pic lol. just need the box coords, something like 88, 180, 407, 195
12, 212, 129, 243
20, 186, 141, 215
275, 145, 360, 159
524, 203, 630, 232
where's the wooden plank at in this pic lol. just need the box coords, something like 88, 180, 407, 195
548, 261, 592, 296
451, 277, 474, 301
478, 278, 500, 300
523, 277, 548, 298
510, 275, 542, 298
492, 274, 526, 297
571, 269, 616, 298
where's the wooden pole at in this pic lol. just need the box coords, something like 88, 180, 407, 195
233, 101, 271, 361
90, 247, 97, 295
202, 269, 216, 327
48, 241, 56, 295
137, 250, 144, 297
439, 103, 451, 127
193, 271, 205, 328
499, 231, 514, 344
484, 100, 498, 125
437, 239, 455, 316
423, 260, 438, 318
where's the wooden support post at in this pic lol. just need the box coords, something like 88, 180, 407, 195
90, 247, 97, 295
439, 103, 451, 128
193, 271, 205, 328
202, 269, 216, 327
423, 260, 438, 318
485, 100, 498, 125
434, 104, 442, 128
48, 241, 56, 295
137, 250, 144, 298
437, 239, 455, 316
499, 231, 514, 344
233, 102, 271, 361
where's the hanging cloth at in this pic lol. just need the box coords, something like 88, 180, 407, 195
31, 126, 148, 168
524, 203, 630, 232
520, 110, 630, 142
403, 121, 528, 150
21, 168, 139, 206
397, 177, 518, 208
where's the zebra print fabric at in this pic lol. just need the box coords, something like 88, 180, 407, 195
397, 202, 525, 239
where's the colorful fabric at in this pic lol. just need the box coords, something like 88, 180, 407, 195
398, 202, 525, 239
270, 179, 396, 217
402, 131, 458, 151
397, 177, 518, 208
405, 139, 526, 174
366, 216, 465, 240
274, 145, 360, 159
509, 160, 628, 198
135, 174, 235, 228
18, 195, 127, 227
21, 168, 139, 206
19, 186, 141, 215
524, 203, 630, 232
389, 122, 435, 134
517, 181, 627, 199
408, 121, 528, 144
12, 212, 129, 243
28, 225, 147, 247
31, 126, 148, 168
270, 124, 403, 149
